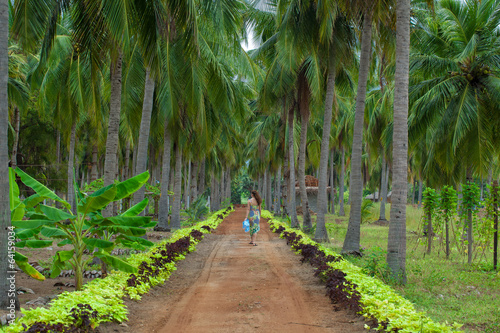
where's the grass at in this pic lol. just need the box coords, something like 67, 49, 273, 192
295, 202, 500, 333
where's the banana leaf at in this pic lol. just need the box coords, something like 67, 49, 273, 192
99, 226, 147, 237
15, 168, 71, 210
95, 252, 137, 273
50, 256, 64, 278
41, 226, 68, 238
12, 220, 56, 229
15, 252, 45, 281
24, 212, 51, 220
56, 249, 74, 262
120, 198, 148, 217
9, 168, 25, 220
143, 221, 158, 228
114, 172, 149, 200
57, 239, 72, 247
39, 205, 75, 222
23, 194, 45, 209
78, 185, 117, 215
106, 216, 151, 227
82, 238, 114, 250
15, 240, 53, 248
15, 228, 39, 239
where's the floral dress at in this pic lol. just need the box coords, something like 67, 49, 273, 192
248, 204, 260, 235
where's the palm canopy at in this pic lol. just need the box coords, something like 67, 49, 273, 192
409, 0, 500, 182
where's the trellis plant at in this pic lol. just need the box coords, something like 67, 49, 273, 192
438, 185, 457, 259
11, 168, 156, 290
422, 187, 439, 254
459, 181, 481, 264
486, 181, 500, 270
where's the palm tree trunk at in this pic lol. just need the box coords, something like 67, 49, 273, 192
418, 177, 423, 208
298, 89, 312, 230
387, 0, 410, 284
339, 146, 345, 216
68, 124, 77, 213
330, 148, 335, 215
124, 141, 130, 180
185, 159, 191, 208
287, 103, 299, 227
222, 169, 226, 204
314, 46, 337, 242
282, 153, 289, 217
220, 168, 224, 204
342, 8, 373, 253
263, 169, 267, 205
379, 154, 388, 221
132, 143, 138, 177
266, 168, 271, 210
198, 158, 205, 195
0, 0, 16, 307
133, 68, 155, 208
157, 121, 172, 230
210, 171, 216, 211
91, 144, 98, 182
275, 167, 282, 215
171, 143, 182, 230
411, 180, 416, 205
103, 52, 123, 216
10, 107, 20, 169
227, 169, 232, 203
214, 173, 220, 210
191, 161, 198, 204
56, 129, 61, 165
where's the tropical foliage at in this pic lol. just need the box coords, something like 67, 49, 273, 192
1, 0, 500, 328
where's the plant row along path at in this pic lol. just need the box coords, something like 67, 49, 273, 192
100, 207, 366, 333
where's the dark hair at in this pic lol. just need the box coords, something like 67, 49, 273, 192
251, 190, 262, 206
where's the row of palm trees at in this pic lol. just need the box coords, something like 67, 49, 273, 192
245, 0, 500, 284
0, 0, 254, 307
245, 0, 410, 281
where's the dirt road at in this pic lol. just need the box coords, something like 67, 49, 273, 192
101, 208, 366, 333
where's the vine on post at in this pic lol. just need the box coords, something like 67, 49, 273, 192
422, 187, 439, 254
459, 181, 481, 264
485, 180, 499, 270
438, 186, 457, 259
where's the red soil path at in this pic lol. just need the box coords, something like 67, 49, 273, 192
101, 208, 366, 332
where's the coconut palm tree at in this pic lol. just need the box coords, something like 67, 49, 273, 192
386, 0, 411, 284
341, 0, 394, 253
314, 14, 356, 242
0, 0, 11, 309
342, 4, 375, 253
409, 0, 500, 182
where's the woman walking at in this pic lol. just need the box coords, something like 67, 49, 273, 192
246, 190, 262, 246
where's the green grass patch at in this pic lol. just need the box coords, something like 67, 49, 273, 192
296, 203, 500, 332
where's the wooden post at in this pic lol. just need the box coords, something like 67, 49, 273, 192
427, 211, 432, 255
493, 180, 498, 270
445, 209, 450, 259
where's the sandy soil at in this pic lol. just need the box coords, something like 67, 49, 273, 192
99, 208, 366, 333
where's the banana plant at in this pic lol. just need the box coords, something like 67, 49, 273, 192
11, 168, 156, 290
9, 168, 46, 281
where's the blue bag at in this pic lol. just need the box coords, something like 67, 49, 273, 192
242, 219, 250, 232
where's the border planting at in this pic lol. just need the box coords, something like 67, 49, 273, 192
262, 210, 463, 333
4, 207, 233, 333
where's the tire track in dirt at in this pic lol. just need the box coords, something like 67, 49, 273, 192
100, 208, 366, 333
